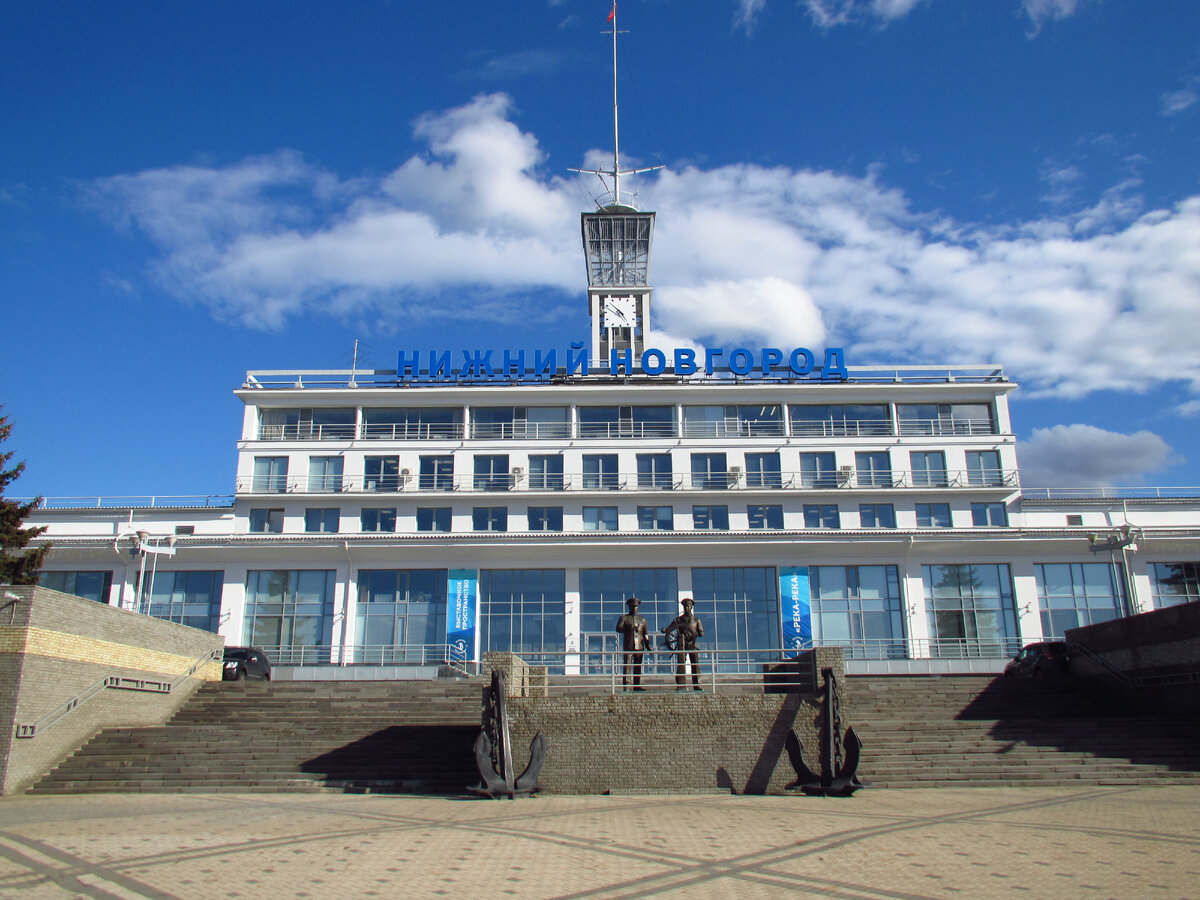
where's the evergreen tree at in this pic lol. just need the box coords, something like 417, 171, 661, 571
0, 407, 48, 584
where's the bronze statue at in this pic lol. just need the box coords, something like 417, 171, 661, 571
614, 596, 652, 690
662, 597, 704, 691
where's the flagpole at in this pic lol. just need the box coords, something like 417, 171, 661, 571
611, 3, 620, 204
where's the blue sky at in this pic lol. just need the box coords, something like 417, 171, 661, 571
2, 0, 1198, 499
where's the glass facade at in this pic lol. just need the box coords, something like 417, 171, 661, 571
38, 570, 113, 604
923, 564, 1017, 657
809, 565, 904, 658
692, 567, 781, 664
479, 569, 566, 660
1036, 563, 1125, 637
1149, 562, 1200, 608
243, 570, 336, 664
579, 568, 679, 657
355, 569, 447, 663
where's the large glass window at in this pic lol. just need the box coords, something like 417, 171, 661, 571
38, 570, 113, 604
810, 565, 904, 658
361, 508, 397, 532
692, 505, 729, 530
583, 506, 618, 531
578, 406, 675, 439
528, 454, 565, 490
472, 507, 508, 532
910, 451, 948, 487
1150, 563, 1200, 608
691, 567, 781, 662
143, 571, 223, 631
637, 506, 674, 530
1036, 563, 1125, 638
799, 452, 837, 488
789, 404, 890, 437
966, 450, 1004, 486
859, 503, 896, 529
361, 407, 462, 440
971, 502, 1008, 527
419, 455, 454, 491
683, 405, 784, 437
363, 456, 401, 492
855, 451, 893, 488
583, 454, 620, 490
803, 504, 841, 528
923, 564, 1017, 657
416, 507, 451, 532
473, 454, 510, 491
304, 508, 339, 533
745, 452, 783, 488
250, 508, 284, 533
243, 570, 335, 664
471, 407, 568, 440
690, 452, 728, 489
579, 568, 679, 653
916, 503, 952, 528
252, 456, 288, 493
356, 569, 447, 663
307, 456, 344, 493
636, 453, 674, 489
527, 506, 563, 531
260, 408, 355, 440
748, 504, 784, 529
898, 403, 993, 436
479, 569, 567, 660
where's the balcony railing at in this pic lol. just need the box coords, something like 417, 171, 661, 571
360, 423, 465, 440
680, 421, 787, 439
577, 422, 679, 439
258, 423, 356, 441
235, 467, 1020, 495
898, 418, 996, 436
789, 420, 893, 437
469, 422, 573, 440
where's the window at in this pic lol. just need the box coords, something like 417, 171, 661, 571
37, 571, 113, 604
474, 454, 510, 491
174, 525, 195, 535
583, 454, 620, 490
683, 405, 784, 438
304, 508, 339, 533
859, 503, 896, 529
1066, 514, 1084, 527
966, 450, 1004, 486
361, 508, 397, 532
416, 507, 451, 533
472, 507, 508, 532
580, 568, 678, 646
419, 455, 454, 491
361, 407, 462, 440
356, 569, 447, 663
916, 503, 952, 528
243, 570, 336, 664
527, 506, 563, 531
259, 408, 354, 440
250, 508, 284, 533
804, 504, 841, 529
898, 403, 993, 436
799, 452, 837, 488
141, 571, 223, 632
971, 502, 1008, 527
745, 452, 783, 489
910, 451, 948, 487
479, 569, 567, 656
1036, 563, 1125, 637
252, 456, 288, 493
854, 451, 893, 488
789, 404, 890, 437
690, 452, 728, 490
583, 506, 619, 531
1149, 563, 1200, 608
692, 505, 729, 530
307, 456, 343, 493
923, 563, 1017, 657
578, 406, 675, 438
528, 454, 564, 491
636, 506, 674, 530
748, 504, 784, 529
810, 566, 904, 659
364, 456, 401, 492
636, 453, 674, 489
692, 567, 782, 656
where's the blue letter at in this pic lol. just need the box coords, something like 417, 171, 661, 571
705, 348, 724, 374
461, 349, 495, 378
761, 347, 783, 376
641, 348, 666, 375
728, 348, 754, 375
503, 350, 526, 378
610, 348, 633, 375
428, 350, 452, 379
535, 349, 557, 377
822, 348, 848, 381
568, 341, 589, 376
396, 350, 419, 380
674, 348, 698, 375
789, 347, 815, 376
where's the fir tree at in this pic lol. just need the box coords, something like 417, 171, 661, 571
0, 407, 49, 584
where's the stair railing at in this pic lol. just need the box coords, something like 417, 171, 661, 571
1068, 641, 1135, 689
14, 648, 223, 739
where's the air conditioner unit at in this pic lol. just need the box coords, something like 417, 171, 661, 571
837, 465, 854, 485
400, 468, 411, 477
729, 466, 742, 476
512, 467, 524, 476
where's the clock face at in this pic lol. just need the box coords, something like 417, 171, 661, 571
604, 296, 637, 328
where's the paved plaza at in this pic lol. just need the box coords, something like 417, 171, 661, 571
0, 786, 1196, 898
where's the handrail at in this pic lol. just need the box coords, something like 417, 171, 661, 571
1067, 641, 1134, 689
14, 647, 223, 739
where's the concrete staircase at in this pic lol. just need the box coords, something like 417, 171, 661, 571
845, 675, 1200, 788
29, 680, 484, 795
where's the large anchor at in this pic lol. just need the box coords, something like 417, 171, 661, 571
785, 666, 868, 797
471, 669, 546, 798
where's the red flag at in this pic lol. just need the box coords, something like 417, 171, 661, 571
607, 4, 615, 22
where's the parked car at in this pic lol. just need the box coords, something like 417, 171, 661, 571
1004, 641, 1069, 678
223, 646, 272, 681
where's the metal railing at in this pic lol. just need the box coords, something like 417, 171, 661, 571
14, 648, 222, 739
789, 420, 893, 438
258, 423, 356, 441
255, 642, 465, 668
1022, 486, 1200, 500
898, 418, 996, 436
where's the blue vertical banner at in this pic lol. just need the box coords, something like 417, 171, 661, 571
779, 566, 812, 656
446, 569, 479, 662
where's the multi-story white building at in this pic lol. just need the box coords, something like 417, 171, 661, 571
25, 96, 1200, 677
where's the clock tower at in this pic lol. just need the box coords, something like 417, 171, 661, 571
572, 4, 660, 368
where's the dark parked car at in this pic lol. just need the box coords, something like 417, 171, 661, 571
223, 646, 272, 681
1004, 641, 1068, 679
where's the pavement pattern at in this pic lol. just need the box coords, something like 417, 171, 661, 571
0, 787, 1196, 899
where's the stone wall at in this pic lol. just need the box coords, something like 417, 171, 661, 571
0, 586, 224, 794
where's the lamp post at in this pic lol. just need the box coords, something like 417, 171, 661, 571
129, 531, 177, 616
1088, 525, 1142, 617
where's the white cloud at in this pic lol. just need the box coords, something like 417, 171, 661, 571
1017, 424, 1174, 488
1022, 0, 1091, 34
1161, 88, 1198, 117
90, 92, 1200, 404
734, 0, 766, 32
801, 0, 925, 29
